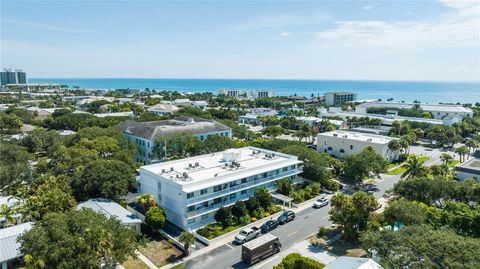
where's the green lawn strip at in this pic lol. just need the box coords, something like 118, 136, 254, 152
138, 239, 183, 267
123, 256, 150, 269
387, 166, 407, 175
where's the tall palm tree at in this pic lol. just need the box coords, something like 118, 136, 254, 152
465, 140, 479, 158
401, 155, 429, 179
179, 232, 196, 255
440, 153, 453, 165
455, 146, 469, 162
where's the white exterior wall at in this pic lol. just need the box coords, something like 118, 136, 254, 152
316, 134, 399, 161
124, 130, 233, 164
138, 151, 302, 230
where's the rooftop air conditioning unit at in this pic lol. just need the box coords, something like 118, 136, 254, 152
161, 169, 165, 173
195, 162, 199, 167
170, 167, 174, 172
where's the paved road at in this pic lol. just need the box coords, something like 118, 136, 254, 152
184, 145, 450, 269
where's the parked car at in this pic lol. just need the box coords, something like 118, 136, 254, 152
277, 210, 295, 224
260, 219, 278, 233
313, 197, 329, 208
235, 227, 261, 244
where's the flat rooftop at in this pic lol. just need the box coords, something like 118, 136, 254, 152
318, 130, 396, 144
456, 158, 480, 173
357, 101, 472, 113
140, 147, 302, 187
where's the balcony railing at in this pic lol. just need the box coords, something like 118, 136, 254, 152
186, 185, 278, 218
186, 169, 301, 205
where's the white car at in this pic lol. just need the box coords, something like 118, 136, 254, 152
313, 197, 329, 208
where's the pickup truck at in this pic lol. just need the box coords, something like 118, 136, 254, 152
235, 227, 261, 244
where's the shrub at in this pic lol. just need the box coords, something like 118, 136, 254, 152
252, 208, 265, 219
251, 217, 257, 222
318, 227, 328, 237
214, 207, 233, 229
310, 182, 321, 196
264, 212, 270, 217
267, 205, 281, 214
273, 253, 324, 269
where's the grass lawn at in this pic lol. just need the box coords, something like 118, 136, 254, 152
387, 166, 406, 175
326, 239, 367, 257
448, 160, 460, 167
419, 156, 430, 163
196, 222, 244, 240
139, 239, 183, 267
123, 256, 150, 269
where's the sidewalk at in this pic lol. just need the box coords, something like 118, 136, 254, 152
157, 195, 325, 269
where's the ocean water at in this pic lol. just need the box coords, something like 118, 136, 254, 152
29, 78, 480, 104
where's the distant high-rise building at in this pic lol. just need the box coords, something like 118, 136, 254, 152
249, 90, 275, 99
0, 69, 27, 85
324, 92, 357, 105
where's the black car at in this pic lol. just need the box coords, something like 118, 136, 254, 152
260, 219, 279, 233
277, 210, 295, 224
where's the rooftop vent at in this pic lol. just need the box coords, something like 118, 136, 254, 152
161, 169, 165, 173
170, 167, 174, 172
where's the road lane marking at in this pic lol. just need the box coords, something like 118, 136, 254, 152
225, 243, 234, 250
287, 231, 297, 237
252, 254, 279, 269
322, 215, 329, 219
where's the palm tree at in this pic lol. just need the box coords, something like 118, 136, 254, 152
455, 146, 469, 162
401, 155, 429, 179
440, 153, 453, 165
465, 140, 479, 158
179, 232, 196, 255
137, 194, 157, 212
0, 204, 17, 227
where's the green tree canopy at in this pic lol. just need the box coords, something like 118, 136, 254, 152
145, 206, 166, 230
19, 209, 141, 269
343, 147, 388, 181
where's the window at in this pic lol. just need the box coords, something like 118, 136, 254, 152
201, 188, 208, 195
147, 142, 150, 148
324, 141, 327, 145
230, 181, 237, 187
241, 178, 247, 184
187, 206, 195, 212
241, 190, 247, 195
350, 145, 353, 150
187, 192, 194, 199
340, 149, 345, 153
200, 135, 204, 141
230, 193, 237, 200
188, 218, 196, 224
214, 185, 222, 192
201, 214, 209, 220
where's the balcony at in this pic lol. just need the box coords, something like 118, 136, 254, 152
186, 169, 301, 205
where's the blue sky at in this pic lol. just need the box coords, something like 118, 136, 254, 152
1, 0, 479, 81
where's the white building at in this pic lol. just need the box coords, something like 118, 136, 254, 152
317, 130, 399, 161
116, 117, 233, 164
219, 89, 242, 98
138, 147, 303, 230
325, 257, 383, 269
77, 198, 143, 233
355, 101, 473, 120
172, 99, 192, 107
248, 90, 275, 99
147, 103, 180, 116
455, 151, 480, 182
93, 111, 134, 118
325, 92, 357, 106
192, 100, 208, 110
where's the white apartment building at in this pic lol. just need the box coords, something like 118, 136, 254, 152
355, 101, 473, 120
317, 131, 399, 161
325, 92, 357, 105
219, 89, 242, 98
248, 90, 275, 99
138, 147, 303, 230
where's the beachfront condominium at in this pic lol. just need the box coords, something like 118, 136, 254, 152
324, 92, 357, 105
116, 117, 232, 164
248, 90, 275, 99
317, 130, 400, 161
0, 68, 27, 86
138, 147, 303, 230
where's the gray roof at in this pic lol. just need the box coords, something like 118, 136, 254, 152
116, 117, 232, 140
0, 222, 33, 262
77, 198, 142, 225
325, 257, 383, 269
243, 233, 278, 250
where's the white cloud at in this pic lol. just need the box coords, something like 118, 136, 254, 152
3, 19, 95, 33
281, 32, 291, 37
362, 5, 372, 10
315, 0, 480, 50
